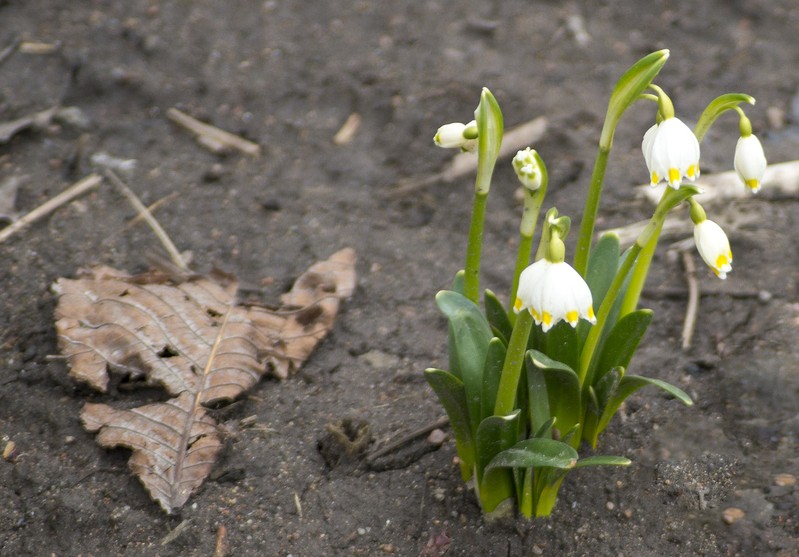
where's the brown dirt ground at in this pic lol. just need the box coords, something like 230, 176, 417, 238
1, 1, 798, 556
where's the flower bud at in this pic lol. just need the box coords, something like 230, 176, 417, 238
512, 147, 543, 191
433, 120, 478, 151
734, 133, 767, 193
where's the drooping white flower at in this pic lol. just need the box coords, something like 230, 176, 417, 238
693, 219, 732, 279
512, 147, 542, 191
433, 120, 477, 151
514, 259, 596, 332
642, 117, 701, 189
734, 133, 767, 193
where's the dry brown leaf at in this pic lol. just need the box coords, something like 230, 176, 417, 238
53, 248, 356, 512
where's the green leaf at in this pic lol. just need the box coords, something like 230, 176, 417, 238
585, 233, 621, 311
484, 289, 512, 344
475, 87, 504, 195
601, 49, 669, 149
451, 270, 465, 295
575, 455, 632, 468
485, 438, 578, 472
424, 368, 475, 480
527, 350, 581, 446
481, 338, 506, 420
545, 321, 579, 372
526, 354, 551, 435
533, 417, 556, 439
591, 309, 653, 387
596, 374, 693, 435
436, 290, 493, 434
475, 412, 520, 513
694, 93, 756, 142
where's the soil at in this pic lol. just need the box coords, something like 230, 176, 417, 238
1, 1, 798, 556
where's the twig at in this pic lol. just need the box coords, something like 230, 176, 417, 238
213, 524, 229, 557
390, 117, 547, 197
680, 250, 700, 351
366, 416, 449, 463
103, 169, 189, 271
160, 519, 191, 546
637, 160, 799, 205
0, 173, 102, 244
166, 107, 260, 156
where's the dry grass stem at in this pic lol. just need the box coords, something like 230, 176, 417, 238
0, 173, 102, 244
104, 169, 189, 272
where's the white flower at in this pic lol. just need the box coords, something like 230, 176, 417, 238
734, 134, 767, 193
642, 117, 700, 189
512, 148, 542, 190
434, 120, 477, 151
514, 259, 596, 332
693, 219, 732, 279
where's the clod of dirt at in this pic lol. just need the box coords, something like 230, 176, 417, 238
317, 417, 372, 468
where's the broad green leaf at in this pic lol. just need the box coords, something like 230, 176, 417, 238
424, 368, 475, 480
525, 353, 550, 434
591, 309, 653, 387
484, 289, 512, 344
527, 350, 581, 447
545, 321, 578, 372
485, 438, 578, 472
480, 338, 506, 420
436, 290, 493, 434
594, 367, 623, 411
585, 233, 621, 310
475, 412, 519, 513
575, 455, 632, 468
596, 374, 693, 436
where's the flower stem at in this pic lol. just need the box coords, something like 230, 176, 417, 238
494, 309, 534, 416
578, 242, 641, 385
463, 190, 488, 304
508, 188, 546, 317
573, 145, 610, 277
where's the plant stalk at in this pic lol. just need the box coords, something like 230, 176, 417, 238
494, 309, 534, 416
573, 146, 610, 277
463, 190, 488, 304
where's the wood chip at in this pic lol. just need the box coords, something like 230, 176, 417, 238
774, 473, 797, 487
333, 113, 361, 145
166, 107, 260, 156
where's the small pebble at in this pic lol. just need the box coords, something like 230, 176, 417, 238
722, 507, 745, 524
606, 501, 615, 511
427, 429, 446, 446
774, 473, 796, 487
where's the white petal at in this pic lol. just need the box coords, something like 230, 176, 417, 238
734, 134, 767, 193
694, 220, 732, 279
434, 122, 467, 148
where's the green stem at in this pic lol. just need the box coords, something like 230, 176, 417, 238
578, 242, 641, 385
463, 190, 488, 304
573, 146, 610, 277
618, 219, 663, 317
494, 310, 534, 416
508, 189, 545, 317
618, 187, 678, 317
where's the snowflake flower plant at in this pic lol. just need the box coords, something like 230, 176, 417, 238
424, 51, 765, 519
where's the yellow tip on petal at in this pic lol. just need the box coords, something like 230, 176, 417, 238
588, 306, 595, 321
542, 311, 552, 326
566, 310, 579, 325
715, 254, 730, 269
650, 171, 659, 185
746, 179, 760, 191
687, 164, 697, 178
668, 167, 680, 185
513, 297, 523, 313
